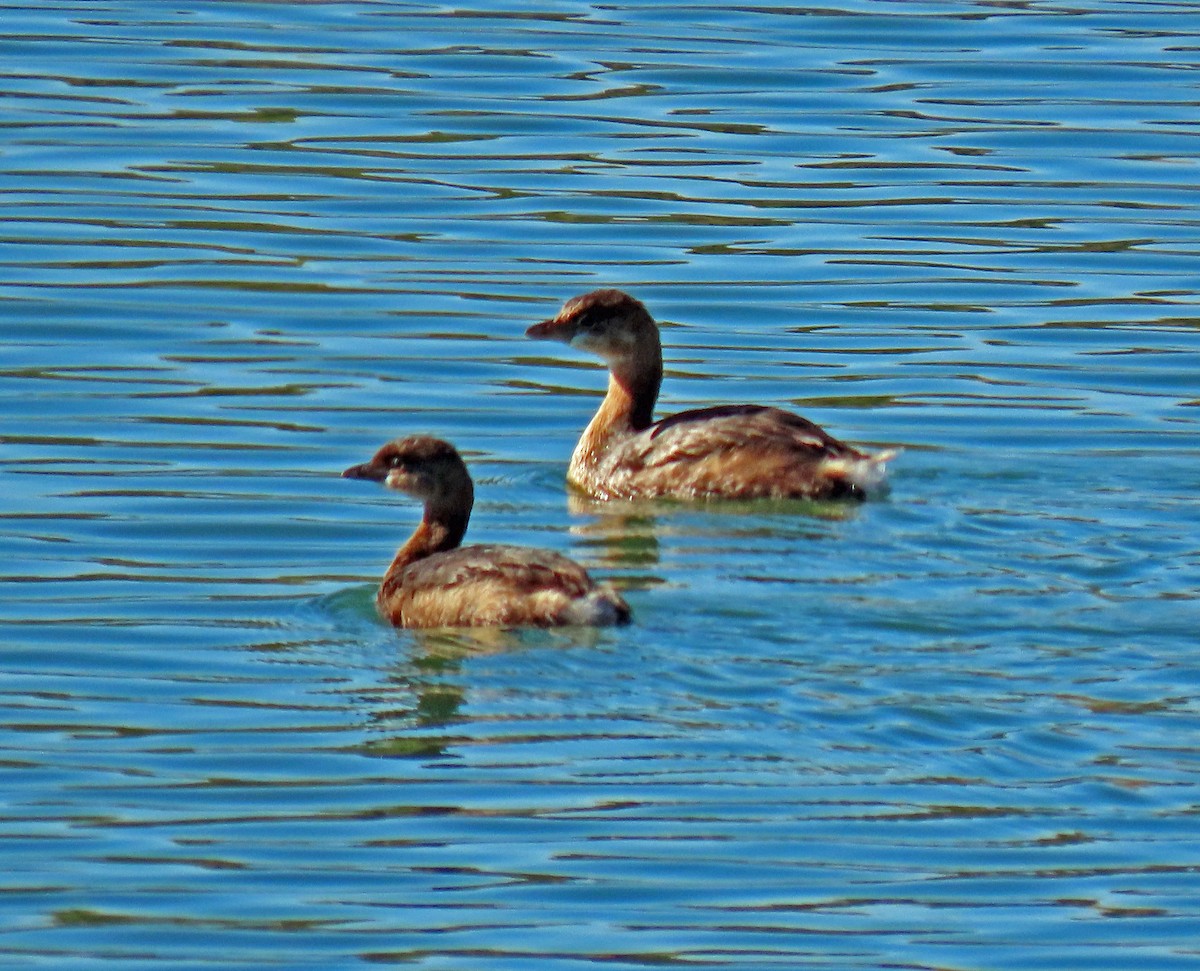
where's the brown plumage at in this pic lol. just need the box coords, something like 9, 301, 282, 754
526, 288, 895, 501
342, 436, 631, 628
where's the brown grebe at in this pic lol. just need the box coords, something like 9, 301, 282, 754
526, 289, 894, 501
343, 435, 630, 628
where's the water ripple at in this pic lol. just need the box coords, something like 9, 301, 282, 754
2, 2, 1200, 969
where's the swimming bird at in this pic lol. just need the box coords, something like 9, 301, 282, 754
342, 435, 631, 628
525, 289, 894, 501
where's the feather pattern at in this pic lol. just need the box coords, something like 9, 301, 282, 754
577, 404, 874, 500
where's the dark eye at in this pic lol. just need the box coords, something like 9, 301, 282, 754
577, 308, 600, 330
388, 455, 406, 469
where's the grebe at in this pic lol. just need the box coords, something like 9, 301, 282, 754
526, 289, 894, 501
342, 435, 631, 628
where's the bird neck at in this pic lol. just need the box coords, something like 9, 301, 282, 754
568, 354, 660, 490
598, 347, 662, 432
382, 490, 471, 595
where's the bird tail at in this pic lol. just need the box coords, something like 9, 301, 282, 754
560, 585, 632, 627
820, 448, 898, 496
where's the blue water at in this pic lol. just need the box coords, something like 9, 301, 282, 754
2, 1, 1199, 968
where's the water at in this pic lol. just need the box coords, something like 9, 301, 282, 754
2, 1, 1199, 968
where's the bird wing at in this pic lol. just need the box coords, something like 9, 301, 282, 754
398, 544, 593, 599
387, 544, 603, 628
575, 404, 870, 500
643, 404, 855, 462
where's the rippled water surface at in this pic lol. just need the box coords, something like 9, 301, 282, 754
3, 1, 1200, 968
